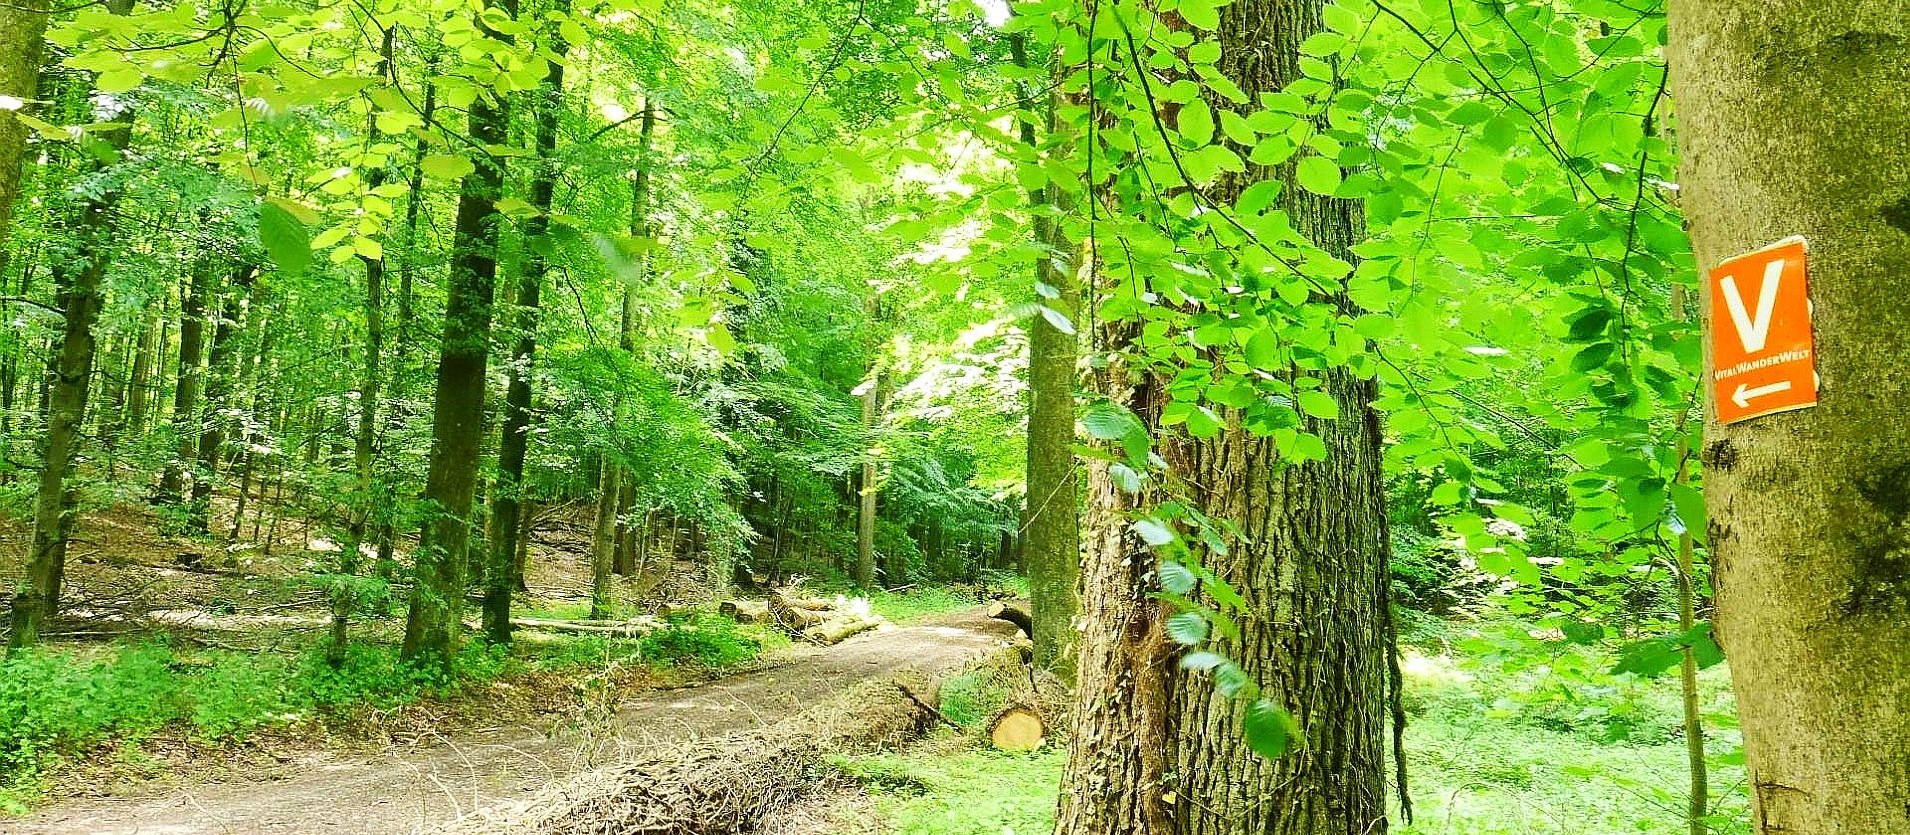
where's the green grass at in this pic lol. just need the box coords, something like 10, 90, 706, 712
843, 619, 1752, 835
837, 745, 1065, 835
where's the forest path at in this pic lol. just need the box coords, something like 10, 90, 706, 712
13, 608, 1018, 835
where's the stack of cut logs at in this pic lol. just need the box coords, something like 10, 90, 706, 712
718, 588, 886, 645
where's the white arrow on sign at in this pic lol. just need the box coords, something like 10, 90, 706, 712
1732, 380, 1793, 409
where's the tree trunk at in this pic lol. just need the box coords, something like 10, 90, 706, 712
400, 6, 513, 668
1011, 32, 1081, 675
1054, 405, 1177, 834
1669, 5, 1910, 833
395, 65, 436, 361
189, 265, 256, 532
120, 308, 159, 442
484, 17, 567, 644
7, 8, 132, 647
1057, 1, 1393, 832
159, 263, 210, 502
589, 458, 621, 620
0, 0, 47, 258
855, 366, 885, 590
607, 99, 657, 580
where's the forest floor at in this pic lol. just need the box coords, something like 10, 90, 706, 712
10, 607, 1019, 834
783, 615, 1754, 835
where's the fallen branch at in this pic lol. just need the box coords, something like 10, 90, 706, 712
437, 673, 944, 835
510, 616, 664, 638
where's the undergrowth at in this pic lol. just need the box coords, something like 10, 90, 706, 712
840, 745, 1066, 835
847, 619, 1753, 835
864, 576, 1029, 624
0, 613, 766, 811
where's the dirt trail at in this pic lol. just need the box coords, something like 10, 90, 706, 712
13, 609, 1017, 835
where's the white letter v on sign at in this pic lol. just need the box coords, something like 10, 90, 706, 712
1721, 259, 1784, 354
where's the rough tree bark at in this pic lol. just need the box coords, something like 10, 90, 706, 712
1056, 1, 1394, 832
401, 3, 514, 667
484, 14, 568, 644
1011, 31, 1081, 677
1669, 4, 1910, 833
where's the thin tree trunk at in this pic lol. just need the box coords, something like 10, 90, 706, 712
1670, 284, 1708, 835
1669, 5, 1910, 832
331, 34, 398, 663
855, 366, 884, 590
589, 459, 620, 620
120, 308, 159, 441
7, 4, 132, 647
189, 265, 256, 533
1010, 30, 1081, 677
484, 15, 568, 644
159, 263, 210, 502
400, 3, 513, 668
395, 65, 437, 359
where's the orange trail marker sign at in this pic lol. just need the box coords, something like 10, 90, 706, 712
1709, 236, 1818, 425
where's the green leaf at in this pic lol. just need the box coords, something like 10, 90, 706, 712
257, 201, 311, 275
1159, 560, 1197, 595
1213, 661, 1255, 699
1083, 402, 1144, 441
1296, 156, 1342, 195
1179, 99, 1214, 146
1038, 305, 1077, 335
95, 67, 143, 94
1244, 328, 1280, 370
1561, 621, 1605, 644
1133, 518, 1176, 547
1180, 0, 1221, 31
1166, 611, 1210, 645
1242, 699, 1295, 760
1180, 650, 1227, 672
1298, 32, 1346, 57
421, 153, 476, 180
1297, 390, 1339, 419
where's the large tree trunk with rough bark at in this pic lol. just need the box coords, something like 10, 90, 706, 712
1056, 1, 1393, 832
1669, 5, 1910, 833
401, 6, 513, 667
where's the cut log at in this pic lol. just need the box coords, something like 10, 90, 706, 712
767, 593, 828, 630
718, 600, 769, 625
987, 705, 1046, 751
777, 593, 835, 612
801, 615, 881, 645
986, 601, 1033, 639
